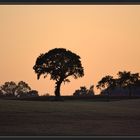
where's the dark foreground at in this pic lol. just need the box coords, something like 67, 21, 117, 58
0, 98, 140, 136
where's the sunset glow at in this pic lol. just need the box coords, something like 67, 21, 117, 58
0, 5, 140, 95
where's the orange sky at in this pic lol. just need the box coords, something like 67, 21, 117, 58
0, 5, 140, 95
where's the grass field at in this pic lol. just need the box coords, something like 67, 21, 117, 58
0, 99, 140, 136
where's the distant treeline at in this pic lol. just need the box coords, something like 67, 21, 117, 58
96, 71, 140, 97
0, 81, 39, 98
1, 71, 140, 99
73, 71, 140, 98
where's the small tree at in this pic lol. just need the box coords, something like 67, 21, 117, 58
79, 86, 88, 96
73, 89, 81, 96
33, 48, 84, 100
15, 81, 31, 97
73, 86, 87, 96
87, 85, 95, 96
96, 75, 117, 98
73, 85, 95, 96
1, 81, 17, 97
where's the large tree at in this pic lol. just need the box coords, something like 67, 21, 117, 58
33, 48, 84, 99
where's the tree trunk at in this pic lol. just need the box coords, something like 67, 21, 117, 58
54, 79, 64, 101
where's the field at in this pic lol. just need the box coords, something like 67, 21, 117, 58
0, 98, 140, 136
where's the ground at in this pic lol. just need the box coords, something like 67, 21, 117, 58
0, 99, 140, 136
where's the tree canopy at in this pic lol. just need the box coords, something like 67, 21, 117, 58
96, 75, 115, 90
1, 81, 17, 96
33, 48, 84, 98
117, 71, 140, 88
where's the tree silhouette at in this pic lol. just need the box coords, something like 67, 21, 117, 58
15, 81, 31, 97
87, 85, 95, 96
33, 48, 84, 100
73, 85, 95, 96
73, 86, 87, 96
0, 81, 38, 98
97, 75, 113, 90
96, 75, 117, 97
1, 81, 17, 97
117, 71, 140, 98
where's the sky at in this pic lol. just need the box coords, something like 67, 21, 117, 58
0, 5, 140, 96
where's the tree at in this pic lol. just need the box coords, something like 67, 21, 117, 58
33, 48, 84, 100
73, 89, 81, 96
73, 86, 87, 96
97, 75, 114, 90
117, 71, 140, 98
96, 75, 117, 97
1, 81, 17, 97
80, 86, 88, 95
87, 85, 95, 96
73, 85, 95, 96
15, 81, 31, 97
